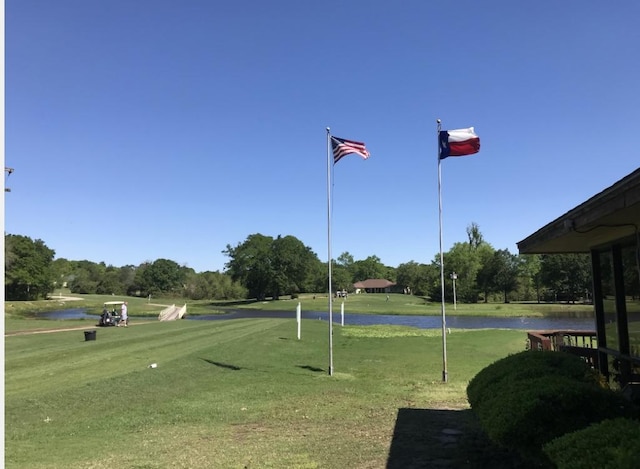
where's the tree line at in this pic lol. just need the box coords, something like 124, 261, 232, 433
4, 234, 246, 301
4, 223, 605, 303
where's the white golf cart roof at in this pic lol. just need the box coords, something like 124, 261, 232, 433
104, 301, 126, 306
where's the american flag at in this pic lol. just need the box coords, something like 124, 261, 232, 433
331, 136, 370, 164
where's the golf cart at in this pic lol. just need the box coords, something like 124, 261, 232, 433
98, 301, 123, 327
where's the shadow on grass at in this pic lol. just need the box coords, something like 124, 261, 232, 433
200, 358, 242, 371
296, 365, 324, 373
387, 408, 533, 468
207, 299, 262, 307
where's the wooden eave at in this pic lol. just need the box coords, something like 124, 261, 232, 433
517, 168, 640, 254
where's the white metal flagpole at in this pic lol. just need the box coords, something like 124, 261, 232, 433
437, 118, 448, 383
326, 127, 334, 376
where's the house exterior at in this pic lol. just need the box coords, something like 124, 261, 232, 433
517, 168, 640, 392
353, 279, 396, 294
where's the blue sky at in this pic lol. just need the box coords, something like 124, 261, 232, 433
5, 0, 640, 273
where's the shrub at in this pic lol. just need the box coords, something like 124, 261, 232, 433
474, 375, 637, 454
543, 417, 640, 469
467, 350, 598, 411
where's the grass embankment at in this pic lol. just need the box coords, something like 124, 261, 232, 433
214, 292, 595, 318
4, 292, 595, 335
5, 294, 168, 317
3, 293, 224, 332
5, 319, 528, 468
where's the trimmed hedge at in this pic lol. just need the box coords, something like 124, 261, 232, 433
543, 417, 640, 469
473, 375, 636, 452
467, 350, 598, 412
466, 351, 639, 456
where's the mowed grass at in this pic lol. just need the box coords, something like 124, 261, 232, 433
5, 293, 175, 319
5, 318, 526, 468
223, 292, 595, 318
5, 290, 597, 324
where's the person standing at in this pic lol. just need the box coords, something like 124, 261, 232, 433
119, 301, 128, 327
100, 307, 109, 326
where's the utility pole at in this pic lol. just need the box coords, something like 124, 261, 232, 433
450, 272, 457, 310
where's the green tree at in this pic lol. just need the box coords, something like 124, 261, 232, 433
271, 235, 322, 298
307, 260, 328, 293
352, 255, 387, 281
130, 262, 151, 296
396, 261, 422, 294
224, 234, 275, 300
5, 234, 56, 300
416, 263, 439, 298
68, 260, 106, 294
333, 252, 356, 290
467, 222, 485, 250
475, 244, 499, 302
396, 262, 438, 297
184, 270, 210, 300
331, 263, 353, 292
96, 266, 125, 295
519, 254, 543, 302
430, 223, 494, 303
118, 265, 137, 294
492, 249, 522, 303
184, 270, 246, 300
224, 233, 322, 300
336, 252, 355, 271
208, 271, 246, 299
384, 265, 397, 283
434, 242, 490, 303
51, 258, 73, 290
137, 259, 186, 297
540, 254, 591, 303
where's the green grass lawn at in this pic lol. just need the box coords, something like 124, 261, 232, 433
5, 318, 528, 468
5, 292, 596, 332
5, 293, 172, 318
213, 292, 595, 318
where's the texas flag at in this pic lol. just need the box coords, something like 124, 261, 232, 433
439, 127, 480, 159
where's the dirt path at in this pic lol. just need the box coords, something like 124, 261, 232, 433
45, 295, 84, 301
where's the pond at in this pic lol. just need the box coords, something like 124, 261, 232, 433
35, 308, 158, 321
38, 308, 596, 331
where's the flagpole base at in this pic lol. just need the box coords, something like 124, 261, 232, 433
442, 370, 448, 383
328, 366, 333, 376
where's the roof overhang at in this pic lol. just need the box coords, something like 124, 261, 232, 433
517, 168, 640, 254
353, 279, 396, 289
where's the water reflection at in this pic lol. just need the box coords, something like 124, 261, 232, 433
36, 308, 159, 321
38, 308, 595, 331
188, 310, 595, 330
38, 308, 100, 320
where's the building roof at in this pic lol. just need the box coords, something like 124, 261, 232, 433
517, 168, 640, 254
353, 279, 396, 289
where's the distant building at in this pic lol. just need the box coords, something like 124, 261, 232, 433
353, 279, 396, 294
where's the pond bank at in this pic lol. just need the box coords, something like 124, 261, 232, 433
35, 308, 596, 331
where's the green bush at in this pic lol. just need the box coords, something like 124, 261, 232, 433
467, 350, 598, 411
543, 418, 640, 469
474, 375, 637, 454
